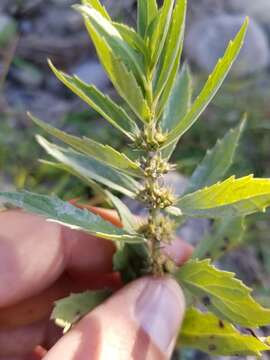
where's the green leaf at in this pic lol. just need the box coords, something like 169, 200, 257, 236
75, 5, 145, 87
41, 159, 107, 199
105, 191, 137, 233
137, 0, 158, 38
49, 61, 139, 140
192, 216, 245, 260
161, 64, 192, 159
155, 46, 182, 119
149, 0, 175, 69
186, 117, 246, 194
161, 64, 192, 132
80, 7, 151, 122
113, 22, 149, 59
81, 0, 110, 20
176, 259, 270, 327
29, 113, 144, 178
52, 290, 109, 332
113, 243, 150, 283
154, 0, 187, 101
0, 191, 145, 243
177, 175, 270, 218
179, 308, 270, 356
163, 18, 249, 149
37, 136, 141, 198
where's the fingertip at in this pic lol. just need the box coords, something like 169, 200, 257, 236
45, 276, 185, 360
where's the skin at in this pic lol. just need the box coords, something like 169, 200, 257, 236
0, 209, 193, 360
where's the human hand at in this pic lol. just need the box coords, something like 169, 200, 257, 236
0, 209, 192, 360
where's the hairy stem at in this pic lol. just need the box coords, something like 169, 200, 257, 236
137, 73, 175, 275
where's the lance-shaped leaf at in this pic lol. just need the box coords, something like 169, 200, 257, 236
75, 5, 145, 86
154, 0, 186, 101
192, 216, 245, 260
113, 22, 149, 60
163, 18, 249, 149
37, 136, 141, 198
29, 114, 144, 178
41, 159, 107, 198
156, 46, 182, 120
177, 175, 270, 218
186, 118, 246, 194
149, 0, 175, 69
176, 259, 270, 327
179, 308, 270, 356
81, 0, 110, 20
0, 191, 145, 243
105, 191, 137, 233
52, 290, 109, 332
161, 64, 192, 159
79, 9, 150, 122
49, 61, 139, 140
137, 0, 158, 38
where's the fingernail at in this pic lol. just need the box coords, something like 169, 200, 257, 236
135, 277, 185, 356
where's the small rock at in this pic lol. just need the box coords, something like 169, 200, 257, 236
71, 61, 109, 89
185, 15, 270, 77
39, 7, 83, 36
0, 15, 17, 46
5, 0, 43, 16
177, 218, 210, 247
10, 63, 43, 89
227, 0, 270, 26
5, 87, 71, 123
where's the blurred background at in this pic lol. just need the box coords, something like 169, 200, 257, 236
1, 1, 270, 358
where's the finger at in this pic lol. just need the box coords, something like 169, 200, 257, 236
0, 272, 122, 329
44, 276, 185, 360
0, 210, 66, 307
164, 237, 193, 266
0, 318, 47, 358
0, 210, 115, 307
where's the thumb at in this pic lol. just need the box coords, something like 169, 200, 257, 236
44, 276, 185, 360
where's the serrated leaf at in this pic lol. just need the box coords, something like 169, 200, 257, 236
29, 113, 143, 178
52, 290, 109, 332
137, 0, 158, 38
113, 22, 149, 60
163, 18, 249, 149
0, 191, 145, 243
179, 308, 270, 356
154, 0, 186, 101
81, 0, 110, 20
41, 159, 107, 198
80, 8, 151, 122
192, 216, 245, 260
186, 117, 246, 194
49, 61, 139, 139
37, 136, 141, 198
105, 191, 137, 233
176, 259, 270, 327
161, 64, 192, 159
177, 175, 270, 218
75, 5, 145, 87
149, 0, 175, 69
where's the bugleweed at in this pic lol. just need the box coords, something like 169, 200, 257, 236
2, 0, 270, 356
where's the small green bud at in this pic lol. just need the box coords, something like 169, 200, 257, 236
134, 125, 168, 151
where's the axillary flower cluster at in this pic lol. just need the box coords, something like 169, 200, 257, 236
134, 119, 178, 274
